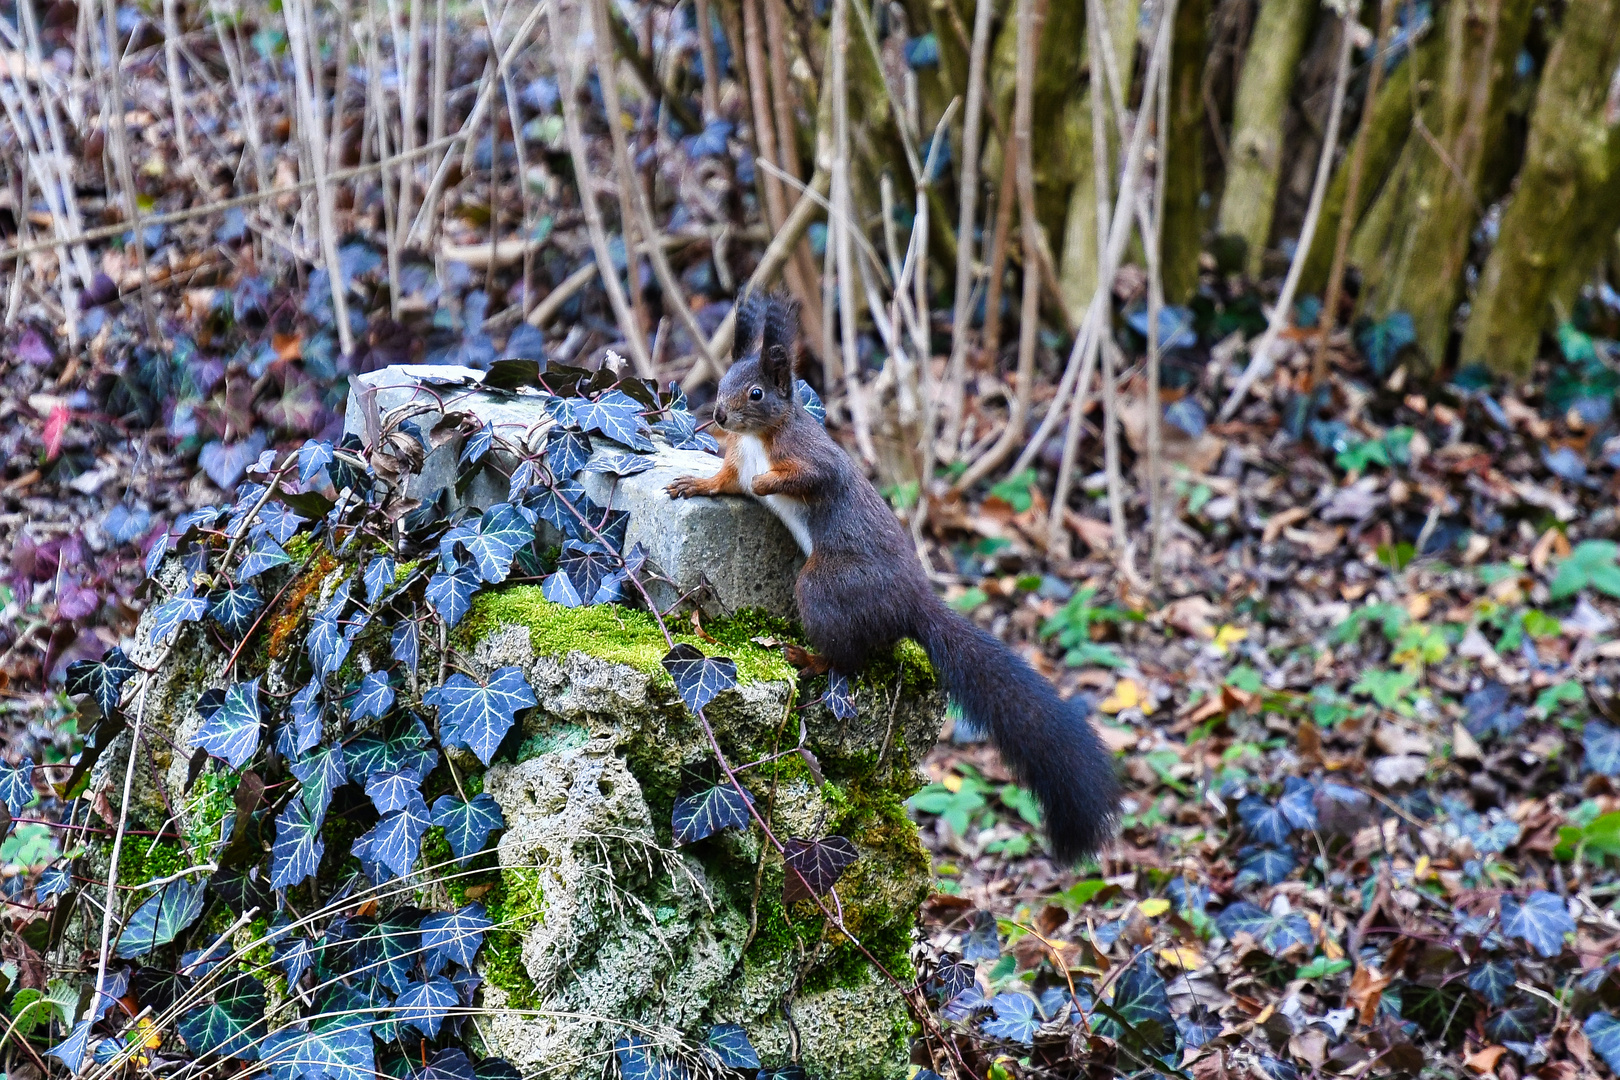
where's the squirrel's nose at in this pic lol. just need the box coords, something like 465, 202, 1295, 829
714, 405, 728, 427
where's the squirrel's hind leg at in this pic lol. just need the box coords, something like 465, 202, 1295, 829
784, 643, 832, 674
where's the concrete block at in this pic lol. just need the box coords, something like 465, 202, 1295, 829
342, 366, 803, 618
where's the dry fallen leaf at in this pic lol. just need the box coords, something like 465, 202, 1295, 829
1463, 1045, 1506, 1076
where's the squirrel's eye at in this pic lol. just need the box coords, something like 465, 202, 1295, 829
749, 387, 764, 401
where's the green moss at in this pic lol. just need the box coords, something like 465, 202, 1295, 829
457, 587, 797, 685
184, 766, 241, 853
455, 865, 546, 1010
119, 838, 186, 886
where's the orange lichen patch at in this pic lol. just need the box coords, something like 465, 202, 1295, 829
266, 549, 338, 658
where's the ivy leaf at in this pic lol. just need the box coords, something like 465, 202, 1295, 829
274, 936, 315, 984
431, 794, 505, 861
350, 671, 396, 725
1215, 901, 1314, 954
353, 791, 431, 879
65, 647, 139, 716
1486, 1005, 1542, 1044
239, 535, 292, 579
291, 681, 323, 756
782, 836, 859, 903
255, 503, 307, 545
962, 910, 1001, 962
0, 758, 36, 815
178, 976, 266, 1060
174, 505, 228, 535
426, 562, 482, 627
346, 717, 434, 780
116, 878, 208, 958
1238, 796, 1293, 845
427, 667, 536, 765
396, 977, 459, 1038
145, 532, 169, 577
1092, 951, 1174, 1053
261, 1018, 374, 1080
306, 582, 355, 676
50, 1020, 94, 1072
981, 992, 1039, 1043
706, 1025, 759, 1070
192, 679, 263, 768
460, 423, 494, 466
1586, 1012, 1620, 1074
672, 784, 751, 845
291, 744, 346, 826
574, 390, 653, 450
1467, 959, 1516, 1006
209, 584, 264, 637
541, 568, 583, 607
1277, 778, 1318, 831
1236, 844, 1297, 886
151, 589, 209, 644
298, 439, 335, 484
352, 910, 421, 992
365, 770, 424, 815
661, 645, 738, 714
420, 903, 492, 969
823, 670, 856, 721
557, 540, 620, 602
363, 556, 396, 605
797, 380, 826, 423
391, 621, 420, 668
462, 503, 534, 584
586, 449, 655, 477
37, 861, 72, 903
520, 479, 588, 537
927, 955, 976, 1002
1501, 890, 1574, 957
614, 1037, 681, 1080
270, 797, 325, 889
1586, 722, 1620, 776
545, 429, 591, 478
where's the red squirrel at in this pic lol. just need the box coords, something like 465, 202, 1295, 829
667, 294, 1119, 862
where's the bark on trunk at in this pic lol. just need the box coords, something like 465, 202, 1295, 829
1215, 0, 1316, 278
1057, 0, 1140, 320
1460, 0, 1620, 376
1161, 0, 1211, 302
1347, 0, 1534, 370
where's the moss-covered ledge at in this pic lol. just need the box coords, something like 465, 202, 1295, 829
449, 584, 946, 1080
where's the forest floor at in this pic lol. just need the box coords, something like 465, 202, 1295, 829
7, 16, 1620, 1074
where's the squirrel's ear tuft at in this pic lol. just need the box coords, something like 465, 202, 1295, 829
761, 294, 799, 390
733, 293, 767, 362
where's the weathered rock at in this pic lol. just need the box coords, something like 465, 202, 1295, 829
94, 367, 948, 1080
458, 602, 945, 1080
343, 366, 805, 618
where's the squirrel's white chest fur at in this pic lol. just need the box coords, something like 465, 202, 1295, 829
732, 433, 813, 555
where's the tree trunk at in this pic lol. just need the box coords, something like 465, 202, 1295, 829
1347, 0, 1534, 370
1215, 0, 1315, 278
1057, 0, 1140, 320
1298, 19, 1437, 295
1161, 0, 1210, 302
1460, 0, 1620, 376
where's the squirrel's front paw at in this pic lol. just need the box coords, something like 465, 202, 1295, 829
665, 475, 709, 499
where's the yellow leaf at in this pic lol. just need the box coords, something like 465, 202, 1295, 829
137, 1017, 162, 1050
942, 773, 962, 793
1158, 945, 1202, 968
1099, 678, 1142, 714
1414, 855, 1430, 882
1138, 898, 1170, 917
1211, 624, 1247, 656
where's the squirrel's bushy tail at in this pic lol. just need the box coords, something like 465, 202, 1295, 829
915, 602, 1119, 862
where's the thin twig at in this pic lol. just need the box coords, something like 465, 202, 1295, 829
549, 0, 655, 376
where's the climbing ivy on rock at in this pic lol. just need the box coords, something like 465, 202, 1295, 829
37, 359, 859, 1079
